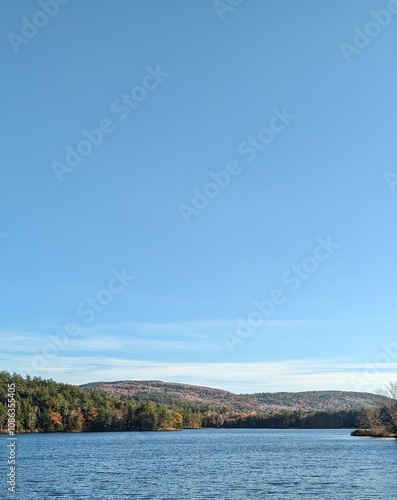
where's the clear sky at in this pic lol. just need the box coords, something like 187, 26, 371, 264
1, 0, 396, 393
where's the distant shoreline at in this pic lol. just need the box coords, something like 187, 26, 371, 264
1, 427, 361, 435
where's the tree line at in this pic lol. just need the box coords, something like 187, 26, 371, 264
0, 372, 363, 433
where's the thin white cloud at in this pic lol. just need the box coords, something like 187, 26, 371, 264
0, 319, 321, 355
8, 355, 397, 393
4, 321, 395, 394
84, 319, 320, 336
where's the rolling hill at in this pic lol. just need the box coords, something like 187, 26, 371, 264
80, 380, 387, 413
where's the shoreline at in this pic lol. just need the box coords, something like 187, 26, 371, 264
351, 428, 397, 438
1, 427, 359, 435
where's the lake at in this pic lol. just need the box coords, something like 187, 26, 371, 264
1, 429, 396, 499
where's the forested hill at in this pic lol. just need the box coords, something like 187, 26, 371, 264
80, 380, 386, 412
1, 372, 387, 433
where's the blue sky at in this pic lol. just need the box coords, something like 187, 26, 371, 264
1, 0, 397, 393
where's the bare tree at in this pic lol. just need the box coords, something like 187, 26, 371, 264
376, 381, 397, 400
359, 406, 384, 433
375, 381, 397, 434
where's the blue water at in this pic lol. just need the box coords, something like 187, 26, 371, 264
1, 429, 396, 499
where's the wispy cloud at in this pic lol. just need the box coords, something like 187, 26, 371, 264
4, 320, 388, 394
9, 355, 397, 393
85, 319, 319, 335
0, 319, 320, 355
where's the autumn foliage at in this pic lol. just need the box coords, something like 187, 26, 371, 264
0, 372, 365, 433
